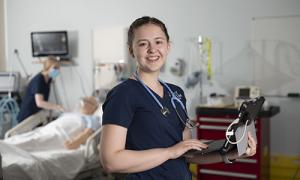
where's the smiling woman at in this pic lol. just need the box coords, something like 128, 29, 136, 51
99, 16, 257, 180
128, 18, 170, 75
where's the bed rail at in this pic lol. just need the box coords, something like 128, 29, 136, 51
84, 127, 102, 160
4, 111, 48, 138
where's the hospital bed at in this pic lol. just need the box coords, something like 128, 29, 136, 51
2, 111, 105, 180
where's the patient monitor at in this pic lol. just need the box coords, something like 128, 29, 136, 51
0, 72, 21, 93
234, 86, 260, 107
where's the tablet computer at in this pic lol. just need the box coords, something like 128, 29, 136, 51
185, 96, 265, 156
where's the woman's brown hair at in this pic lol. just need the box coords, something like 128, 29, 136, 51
127, 16, 170, 49
43, 56, 60, 71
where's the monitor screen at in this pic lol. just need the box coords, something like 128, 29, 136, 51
239, 88, 250, 98
31, 31, 68, 57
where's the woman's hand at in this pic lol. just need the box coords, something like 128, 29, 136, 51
232, 132, 257, 160
167, 139, 208, 159
56, 104, 66, 112
226, 131, 257, 162
244, 132, 257, 157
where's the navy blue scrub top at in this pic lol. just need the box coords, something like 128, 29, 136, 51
17, 73, 52, 122
102, 79, 192, 180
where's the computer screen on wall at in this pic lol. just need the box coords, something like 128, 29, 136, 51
31, 31, 68, 57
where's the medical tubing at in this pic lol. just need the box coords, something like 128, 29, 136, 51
0, 97, 19, 124
159, 80, 195, 128
57, 73, 70, 109
159, 80, 197, 127
225, 118, 249, 144
159, 80, 186, 111
72, 66, 87, 97
134, 72, 186, 113
134, 72, 196, 129
0, 96, 19, 129
133, 73, 164, 109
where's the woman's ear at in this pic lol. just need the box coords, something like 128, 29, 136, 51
129, 46, 135, 58
167, 42, 171, 54
46, 65, 55, 73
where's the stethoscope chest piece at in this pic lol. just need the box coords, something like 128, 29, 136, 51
161, 107, 170, 117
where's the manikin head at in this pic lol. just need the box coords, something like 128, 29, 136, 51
79, 96, 99, 115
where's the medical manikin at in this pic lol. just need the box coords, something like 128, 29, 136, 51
2, 96, 101, 151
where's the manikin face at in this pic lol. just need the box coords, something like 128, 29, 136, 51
80, 97, 98, 115
130, 24, 170, 73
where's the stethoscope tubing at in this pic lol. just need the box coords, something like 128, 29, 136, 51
133, 72, 188, 117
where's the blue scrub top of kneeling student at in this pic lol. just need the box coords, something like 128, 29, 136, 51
17, 73, 51, 122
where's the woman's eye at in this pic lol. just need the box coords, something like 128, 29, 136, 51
138, 42, 147, 47
156, 41, 163, 45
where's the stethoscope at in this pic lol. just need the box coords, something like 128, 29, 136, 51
134, 72, 197, 129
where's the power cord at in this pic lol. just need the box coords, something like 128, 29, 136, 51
225, 118, 249, 144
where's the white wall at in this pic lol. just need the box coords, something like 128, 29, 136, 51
0, 0, 5, 70
5, 0, 300, 155
251, 16, 300, 156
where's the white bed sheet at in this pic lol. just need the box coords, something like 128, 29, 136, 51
1, 141, 87, 180
4, 113, 85, 152
0, 113, 99, 180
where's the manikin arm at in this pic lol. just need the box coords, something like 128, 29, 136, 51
64, 128, 94, 149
